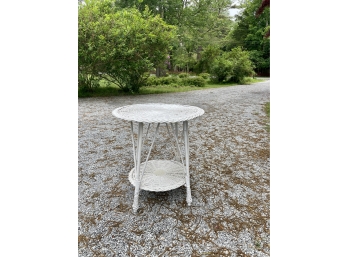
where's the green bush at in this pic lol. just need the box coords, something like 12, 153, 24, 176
78, 1, 176, 93
195, 45, 221, 74
182, 77, 206, 87
228, 47, 256, 83
158, 76, 179, 85
210, 47, 255, 83
178, 73, 189, 78
145, 75, 206, 87
198, 73, 211, 80
78, 73, 100, 90
99, 78, 112, 87
145, 76, 159, 86
210, 57, 233, 83
146, 76, 180, 86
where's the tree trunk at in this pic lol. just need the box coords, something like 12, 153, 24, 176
156, 67, 166, 77
197, 46, 203, 61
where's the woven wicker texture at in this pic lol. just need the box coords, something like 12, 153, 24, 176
112, 103, 204, 123
129, 160, 186, 192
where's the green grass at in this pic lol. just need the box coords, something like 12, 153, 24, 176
78, 77, 265, 98
140, 85, 203, 94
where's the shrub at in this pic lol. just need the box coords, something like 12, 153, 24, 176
146, 76, 180, 86
228, 47, 256, 83
239, 77, 250, 84
78, 73, 100, 90
78, 1, 176, 93
178, 73, 189, 78
158, 76, 179, 85
195, 45, 221, 74
145, 76, 160, 86
146, 74, 207, 87
210, 57, 234, 83
182, 77, 206, 87
198, 73, 210, 80
210, 47, 255, 83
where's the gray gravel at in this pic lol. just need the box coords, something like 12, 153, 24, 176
78, 80, 270, 257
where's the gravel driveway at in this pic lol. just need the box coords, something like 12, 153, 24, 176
78, 80, 270, 257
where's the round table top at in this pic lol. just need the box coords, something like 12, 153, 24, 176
112, 103, 204, 123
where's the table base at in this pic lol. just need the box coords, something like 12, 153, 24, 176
128, 160, 186, 192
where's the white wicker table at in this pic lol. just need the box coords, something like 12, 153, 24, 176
112, 103, 204, 213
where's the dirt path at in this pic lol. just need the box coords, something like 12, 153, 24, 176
78, 80, 270, 257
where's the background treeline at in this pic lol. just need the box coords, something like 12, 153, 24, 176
78, 0, 270, 92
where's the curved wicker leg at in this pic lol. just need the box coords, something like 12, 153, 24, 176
183, 121, 192, 206
132, 122, 143, 213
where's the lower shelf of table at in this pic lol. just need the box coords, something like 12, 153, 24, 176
129, 160, 186, 192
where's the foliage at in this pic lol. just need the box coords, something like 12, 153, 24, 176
179, 0, 234, 48
198, 73, 211, 80
210, 56, 233, 83
78, 0, 176, 92
224, 0, 270, 75
79, 77, 264, 97
78, 73, 100, 90
172, 0, 234, 72
182, 77, 206, 87
228, 47, 256, 83
171, 46, 196, 72
115, 0, 187, 26
264, 101, 270, 131
177, 73, 188, 78
210, 47, 255, 83
157, 76, 179, 85
78, 0, 116, 89
194, 45, 221, 74
248, 49, 270, 72
146, 75, 181, 86
145, 74, 206, 87
256, 0, 270, 37
145, 76, 160, 86
78, 0, 268, 95
116, 0, 234, 73
256, 0, 270, 17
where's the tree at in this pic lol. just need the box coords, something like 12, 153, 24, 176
256, 0, 270, 37
177, 0, 234, 63
114, 0, 235, 74
78, 0, 176, 92
256, 0, 270, 16
225, 0, 270, 75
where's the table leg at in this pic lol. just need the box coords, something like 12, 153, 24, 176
175, 122, 179, 138
183, 121, 192, 206
132, 122, 143, 213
